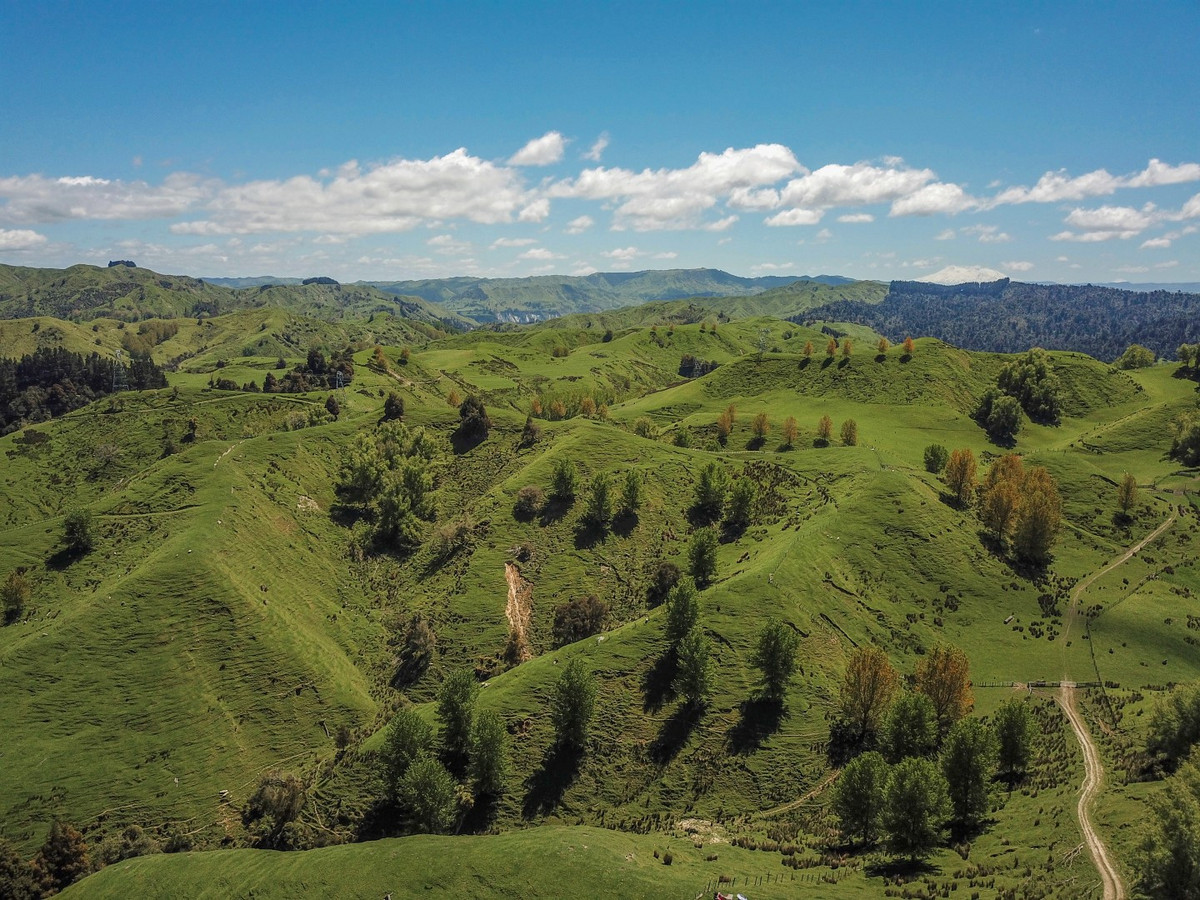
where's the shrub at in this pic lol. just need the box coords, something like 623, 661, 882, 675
513, 485, 545, 519
553, 594, 609, 646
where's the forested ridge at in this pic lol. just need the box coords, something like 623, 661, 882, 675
803, 279, 1200, 362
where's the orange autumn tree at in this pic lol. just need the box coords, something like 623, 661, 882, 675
915, 644, 973, 731
839, 646, 901, 739
944, 448, 977, 507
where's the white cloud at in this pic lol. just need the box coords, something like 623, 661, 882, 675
571, 264, 597, 276
1002, 260, 1035, 271
565, 215, 594, 234
935, 228, 956, 241
781, 161, 929, 208
0, 227, 48, 250
815, 228, 833, 241
1179, 192, 1200, 219
653, 251, 678, 259
890, 182, 976, 216
1056, 256, 1069, 262
583, 133, 610, 162
518, 247, 564, 260
751, 262, 794, 273
175, 148, 535, 235
764, 208, 823, 227
490, 237, 538, 248
837, 213, 875, 223
517, 198, 550, 222
1140, 237, 1172, 249
1156, 260, 1179, 268
602, 246, 641, 261
1065, 204, 1155, 233
990, 158, 1200, 206
0, 172, 210, 224
508, 131, 566, 166
551, 143, 801, 231
961, 224, 1012, 243
426, 234, 472, 255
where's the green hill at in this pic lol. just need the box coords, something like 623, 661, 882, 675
1, 308, 1198, 898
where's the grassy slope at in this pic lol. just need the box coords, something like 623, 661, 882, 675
3, 319, 1199, 896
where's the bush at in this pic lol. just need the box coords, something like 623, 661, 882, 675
384, 392, 405, 420
688, 528, 718, 586
552, 458, 579, 502
513, 485, 545, 519
923, 444, 949, 473
647, 561, 681, 606
457, 395, 491, 442
553, 594, 609, 646
62, 509, 94, 554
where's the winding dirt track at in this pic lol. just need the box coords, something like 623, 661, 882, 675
1054, 509, 1177, 900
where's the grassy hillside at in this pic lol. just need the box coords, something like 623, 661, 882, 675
2, 310, 1198, 897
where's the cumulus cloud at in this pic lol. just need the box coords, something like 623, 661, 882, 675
0, 172, 210, 224
1051, 203, 1158, 241
962, 224, 1012, 243
764, 208, 823, 227
490, 237, 538, 248
565, 215, 594, 234
751, 262, 794, 272
1140, 237, 1172, 249
1002, 260, 1035, 271
426, 234, 472, 255
508, 131, 566, 166
601, 246, 642, 261
989, 158, 1200, 206
935, 228, 957, 240
518, 247, 564, 260
550, 143, 800, 231
653, 251, 678, 259
0, 227, 48, 250
174, 148, 536, 235
837, 213, 875, 223
890, 182, 976, 216
583, 133, 610, 162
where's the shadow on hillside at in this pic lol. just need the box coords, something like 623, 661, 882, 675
612, 510, 638, 537
449, 428, 486, 456
356, 798, 401, 841
46, 547, 86, 570
838, 358, 850, 369
649, 704, 700, 765
813, 437, 829, 448
642, 651, 677, 713
865, 859, 939, 879
459, 794, 501, 834
821, 357, 833, 370
522, 744, 583, 819
574, 520, 606, 550
875, 353, 887, 363
726, 697, 785, 755
539, 497, 572, 527
798, 357, 812, 370
746, 436, 765, 451
329, 502, 367, 529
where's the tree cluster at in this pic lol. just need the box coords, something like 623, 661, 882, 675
978, 454, 1063, 564
261, 347, 354, 393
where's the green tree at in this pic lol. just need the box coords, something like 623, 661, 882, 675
751, 619, 799, 701
1172, 412, 1200, 466
324, 395, 340, 420
399, 756, 458, 833
688, 528, 719, 586
551, 658, 596, 750
941, 718, 996, 829
585, 472, 613, 528
620, 469, 643, 515
924, 444, 949, 474
553, 594, 609, 646
1117, 472, 1138, 518
665, 578, 700, 645
0, 837, 39, 900
674, 627, 714, 709
32, 821, 90, 895
997, 348, 1063, 424
381, 708, 434, 800
457, 394, 491, 441
551, 457, 579, 502
469, 710, 510, 798
692, 462, 729, 523
1115, 344, 1156, 369
882, 692, 939, 762
1135, 760, 1200, 898
437, 670, 479, 775
1012, 466, 1062, 565
977, 389, 1024, 443
882, 757, 950, 861
632, 416, 656, 439
62, 508, 94, 555
2, 570, 31, 624
993, 699, 1034, 783
832, 751, 891, 846
723, 478, 756, 534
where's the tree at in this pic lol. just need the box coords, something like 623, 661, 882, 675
674, 626, 713, 709
1135, 761, 1200, 898
817, 414, 833, 443
1172, 412, 1200, 466
1117, 472, 1138, 518
1115, 344, 1156, 369
62, 508, 94, 554
1012, 466, 1062, 565
584, 472, 613, 528
382, 709, 435, 799
513, 485, 544, 519
383, 392, 405, 421
633, 416, 655, 438
1179, 344, 1196, 369
941, 718, 996, 829
993, 699, 1033, 783
751, 619, 799, 701
839, 647, 901, 741
647, 561, 680, 607
724, 478, 756, 534
833, 751, 890, 846
781, 415, 799, 448
553, 594, 609, 646
32, 821, 90, 895
672, 425, 693, 448
915, 645, 973, 731
620, 469, 643, 515
520, 415, 541, 447
882, 757, 950, 861
437, 670, 479, 775
902, 336, 915, 357
457, 394, 491, 442
0, 837, 39, 900
882, 692, 939, 762
399, 756, 457, 833
447, 389, 462, 408
551, 458, 579, 503
977, 390, 1023, 443
803, 340, 814, 359
551, 658, 596, 750
470, 710, 510, 798
751, 412, 769, 442
877, 337, 891, 356
245, 770, 306, 839
997, 348, 1062, 424
979, 453, 1025, 545
692, 462, 729, 523
665, 578, 700, 645
397, 614, 437, 683
924, 444, 949, 474
688, 528, 719, 586
324, 395, 340, 420
826, 338, 838, 358
2, 570, 31, 623
944, 448, 977, 507
840, 419, 858, 446
842, 339, 854, 359
716, 404, 735, 444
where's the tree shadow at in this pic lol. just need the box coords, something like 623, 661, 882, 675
725, 696, 785, 755
522, 743, 583, 819
813, 437, 829, 448
46, 546, 84, 570
449, 428, 486, 456
777, 441, 794, 453
459, 794, 501, 834
746, 436, 765, 451
356, 797, 403, 841
539, 496, 572, 526
827, 719, 876, 767
875, 353, 887, 363
686, 504, 721, 529
838, 358, 850, 369
649, 704, 701, 765
612, 510, 638, 537
329, 502, 367, 528
821, 357, 834, 369
864, 858, 939, 879
900, 353, 912, 364
642, 651, 677, 713
799, 357, 812, 370
573, 520, 607, 550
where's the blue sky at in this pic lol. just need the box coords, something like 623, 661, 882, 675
1, 1, 1198, 283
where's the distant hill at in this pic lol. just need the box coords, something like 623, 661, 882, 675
1092, 281, 1200, 293
203, 276, 305, 288
801, 278, 1200, 362
364, 268, 845, 322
